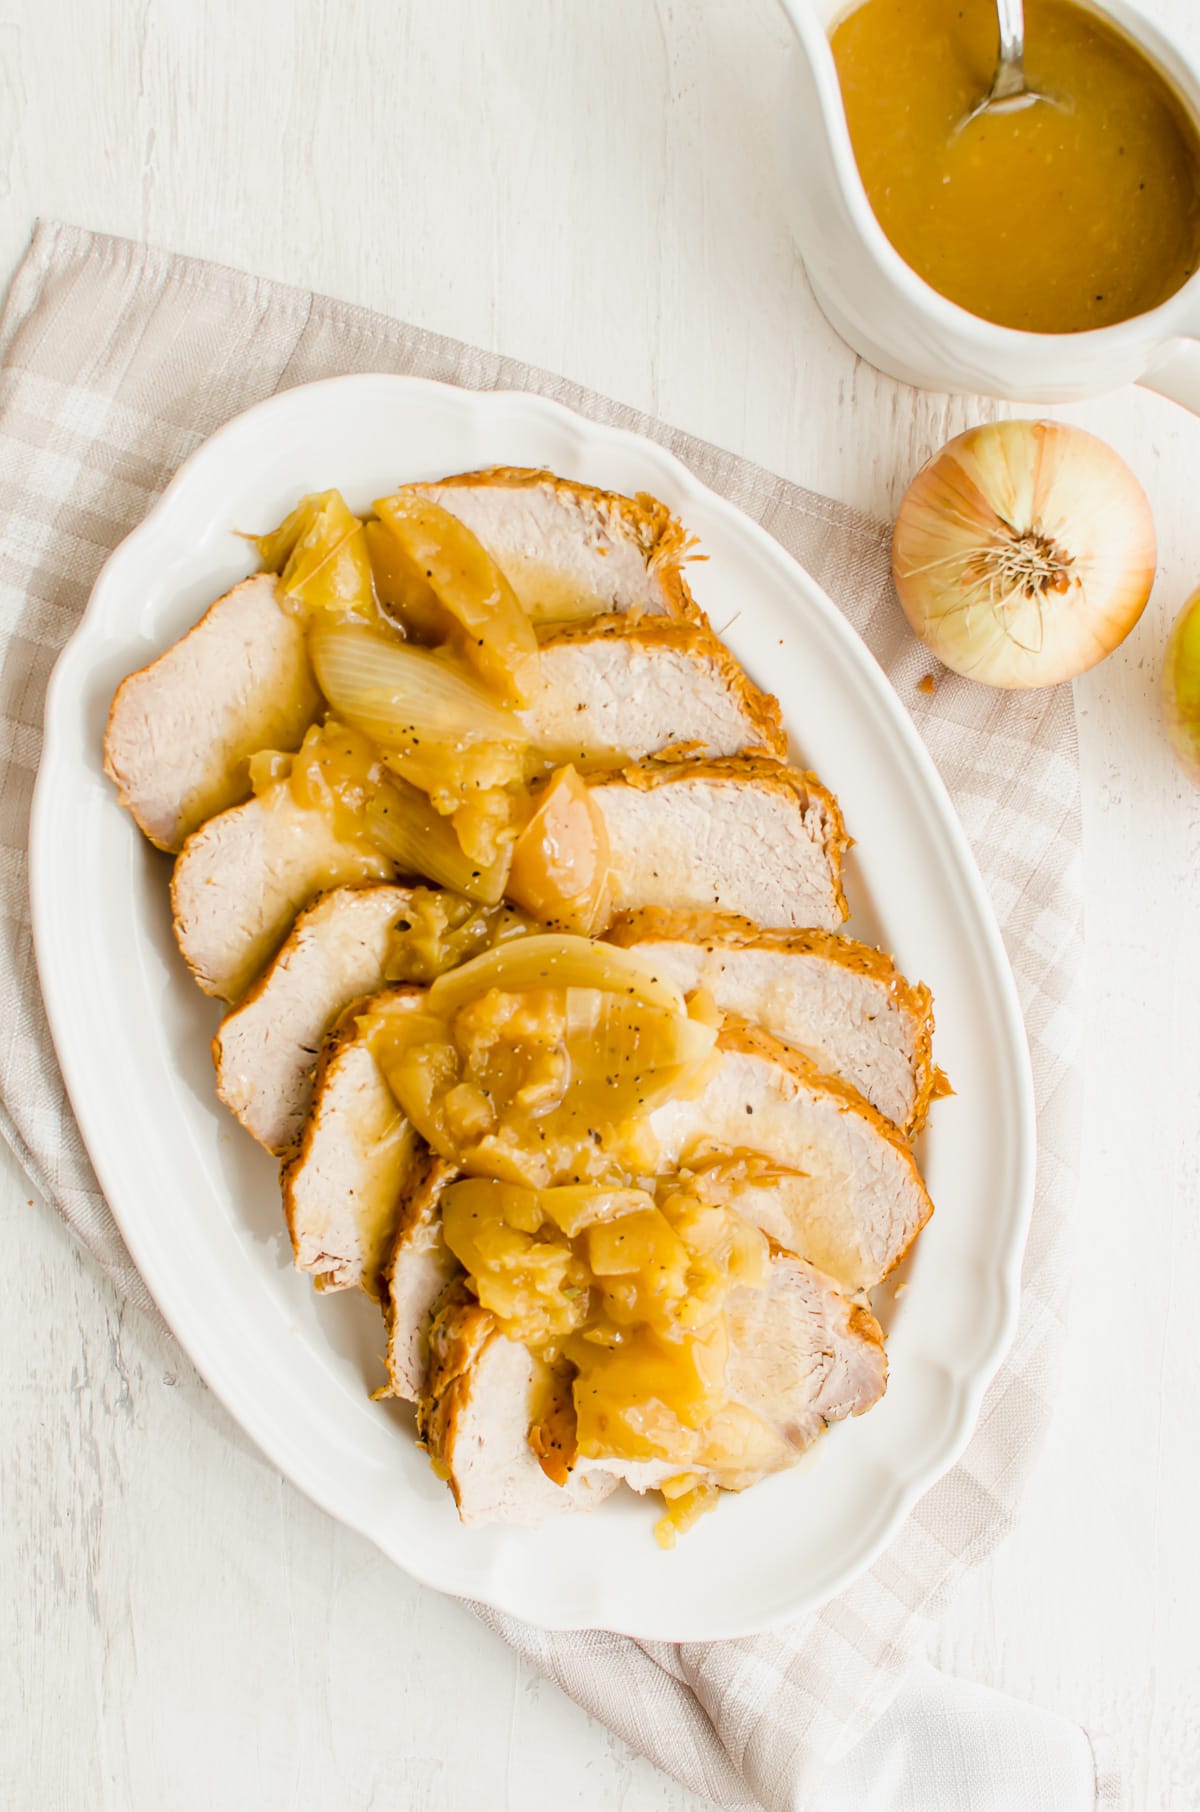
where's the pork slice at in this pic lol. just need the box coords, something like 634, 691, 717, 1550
649, 1020, 932, 1292
420, 1288, 618, 1525
171, 794, 394, 1002
589, 759, 849, 931
381, 1150, 461, 1401
722, 1257, 887, 1450
212, 883, 415, 1154
609, 907, 937, 1132
411, 467, 701, 624
598, 1256, 887, 1495
523, 618, 785, 763
280, 986, 423, 1293
105, 574, 321, 852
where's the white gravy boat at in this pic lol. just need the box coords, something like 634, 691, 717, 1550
776, 0, 1200, 415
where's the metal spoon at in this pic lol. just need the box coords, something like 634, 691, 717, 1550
960, 0, 1053, 129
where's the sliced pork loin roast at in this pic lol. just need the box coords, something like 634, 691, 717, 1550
381, 1149, 461, 1401
171, 794, 394, 1002
173, 633, 792, 1004
589, 758, 849, 932
280, 986, 425, 1293
524, 617, 785, 763
213, 883, 416, 1155
595, 1256, 887, 1496
609, 907, 937, 1133
379, 1026, 918, 1401
411, 467, 701, 625
105, 574, 321, 852
420, 1259, 883, 1521
419, 1284, 618, 1525
650, 1020, 932, 1292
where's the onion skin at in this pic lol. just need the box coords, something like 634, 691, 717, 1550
891, 420, 1157, 689
1164, 589, 1200, 786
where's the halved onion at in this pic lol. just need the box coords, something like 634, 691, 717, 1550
426, 932, 687, 1017
310, 621, 527, 748
365, 775, 510, 903
372, 491, 540, 705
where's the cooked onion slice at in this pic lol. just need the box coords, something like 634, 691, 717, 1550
310, 622, 527, 749
249, 490, 336, 571
562, 989, 719, 1117
426, 931, 687, 1017
372, 491, 540, 705
505, 765, 612, 936
365, 777, 510, 903
272, 492, 374, 617
364, 519, 450, 643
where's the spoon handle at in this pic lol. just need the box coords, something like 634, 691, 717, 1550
992, 0, 1028, 98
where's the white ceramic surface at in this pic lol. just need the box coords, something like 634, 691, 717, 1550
780, 0, 1200, 414
30, 373, 1034, 1640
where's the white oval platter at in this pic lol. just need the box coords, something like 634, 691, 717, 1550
30, 374, 1035, 1641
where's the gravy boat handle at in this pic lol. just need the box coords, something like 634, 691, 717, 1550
1140, 337, 1200, 417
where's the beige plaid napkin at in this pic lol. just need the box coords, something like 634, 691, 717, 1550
0, 222, 1089, 1807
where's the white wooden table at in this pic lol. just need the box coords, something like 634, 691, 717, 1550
4, 3, 1199, 1806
